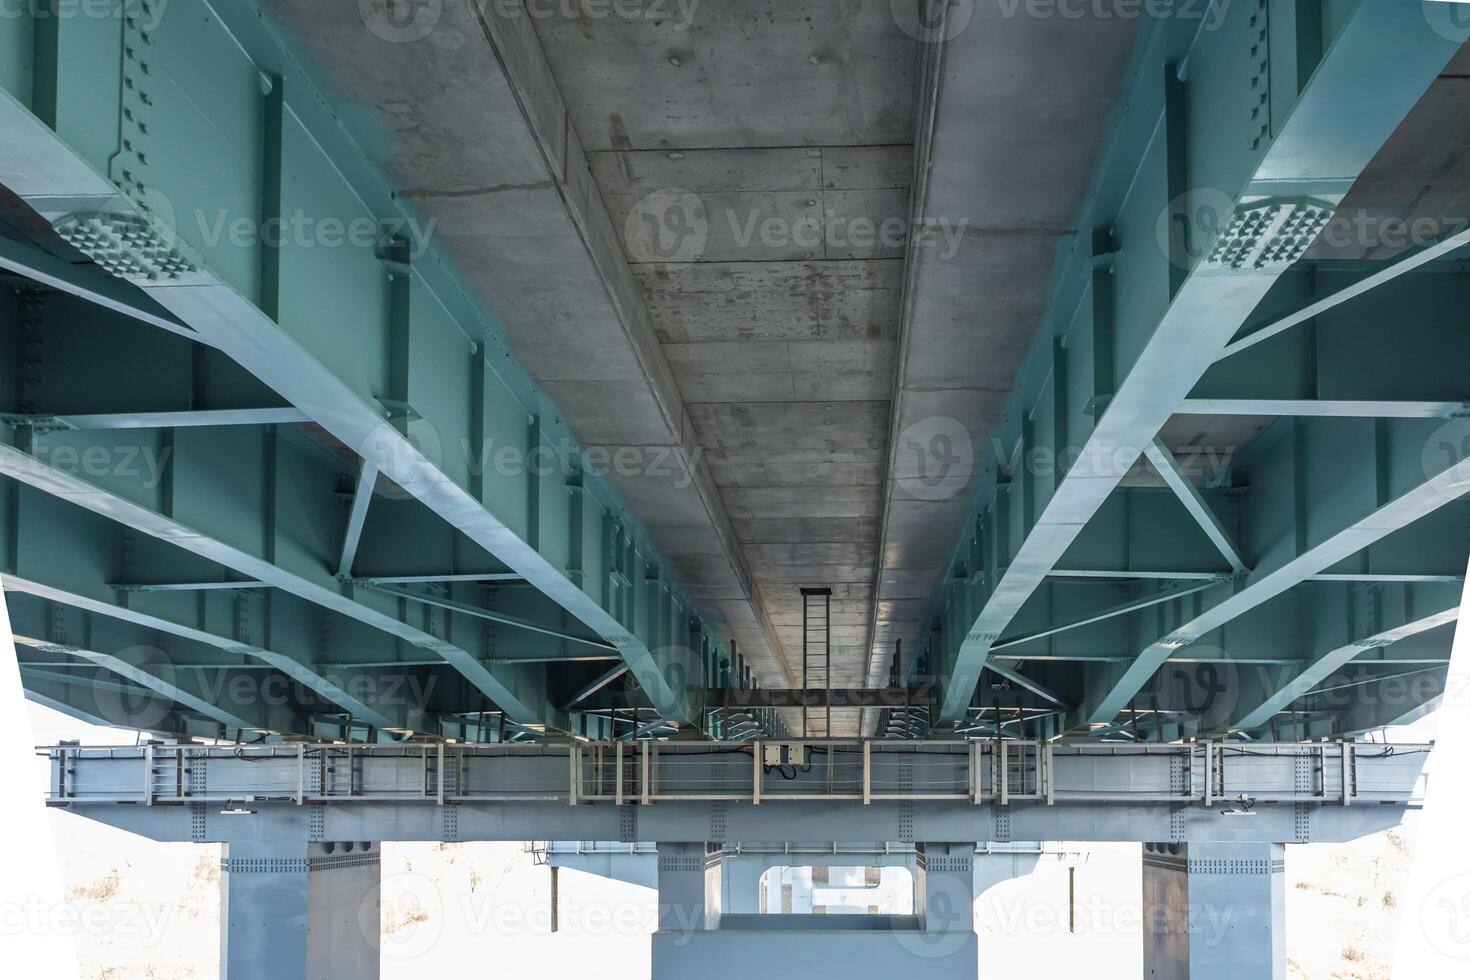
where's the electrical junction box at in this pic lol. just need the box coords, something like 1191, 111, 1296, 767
763, 742, 806, 767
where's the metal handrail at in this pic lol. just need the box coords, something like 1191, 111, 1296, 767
40, 739, 1432, 809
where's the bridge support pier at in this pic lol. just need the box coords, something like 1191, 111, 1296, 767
219, 841, 381, 980
1142, 842, 1285, 979
714, 853, 768, 913
651, 842, 977, 979
654, 842, 718, 933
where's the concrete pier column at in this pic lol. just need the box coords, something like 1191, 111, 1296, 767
220, 841, 381, 980
713, 852, 767, 914
653, 842, 977, 980
918, 842, 978, 936
655, 842, 718, 933
1142, 842, 1286, 979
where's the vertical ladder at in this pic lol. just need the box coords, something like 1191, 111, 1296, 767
800, 587, 832, 737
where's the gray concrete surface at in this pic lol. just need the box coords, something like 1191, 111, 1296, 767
264, 2, 1146, 734
866, 5, 1141, 718
265, 0, 794, 692
531, 2, 921, 733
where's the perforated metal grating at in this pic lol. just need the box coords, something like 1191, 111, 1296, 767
441, 803, 459, 843
1205, 200, 1333, 271
618, 804, 637, 843
926, 857, 973, 873
190, 804, 206, 843
308, 805, 325, 843
657, 855, 703, 872
1188, 858, 1285, 876
53, 214, 196, 283
709, 800, 726, 843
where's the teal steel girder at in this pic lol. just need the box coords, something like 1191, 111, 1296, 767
1192, 266, 1470, 411
922, 0, 1468, 722
0, 480, 632, 740
0, 0, 748, 728
23, 668, 171, 733
907, 472, 1469, 736
945, 562, 1462, 740
1107, 576, 1457, 740
1331, 668, 1447, 734
1229, 580, 1458, 730
1219, 224, 1470, 357
1082, 413, 1470, 726
1143, 439, 1248, 573
0, 431, 692, 733
8, 589, 311, 737
0, 481, 432, 734
0, 233, 190, 339
0, 407, 579, 728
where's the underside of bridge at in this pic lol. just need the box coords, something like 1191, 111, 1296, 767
4, 1, 1470, 978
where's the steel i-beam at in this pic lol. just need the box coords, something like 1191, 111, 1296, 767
0, 0, 713, 727
926, 1, 1467, 723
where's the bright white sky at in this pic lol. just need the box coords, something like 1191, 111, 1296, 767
1393, 567, 1470, 976
0, 587, 82, 980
